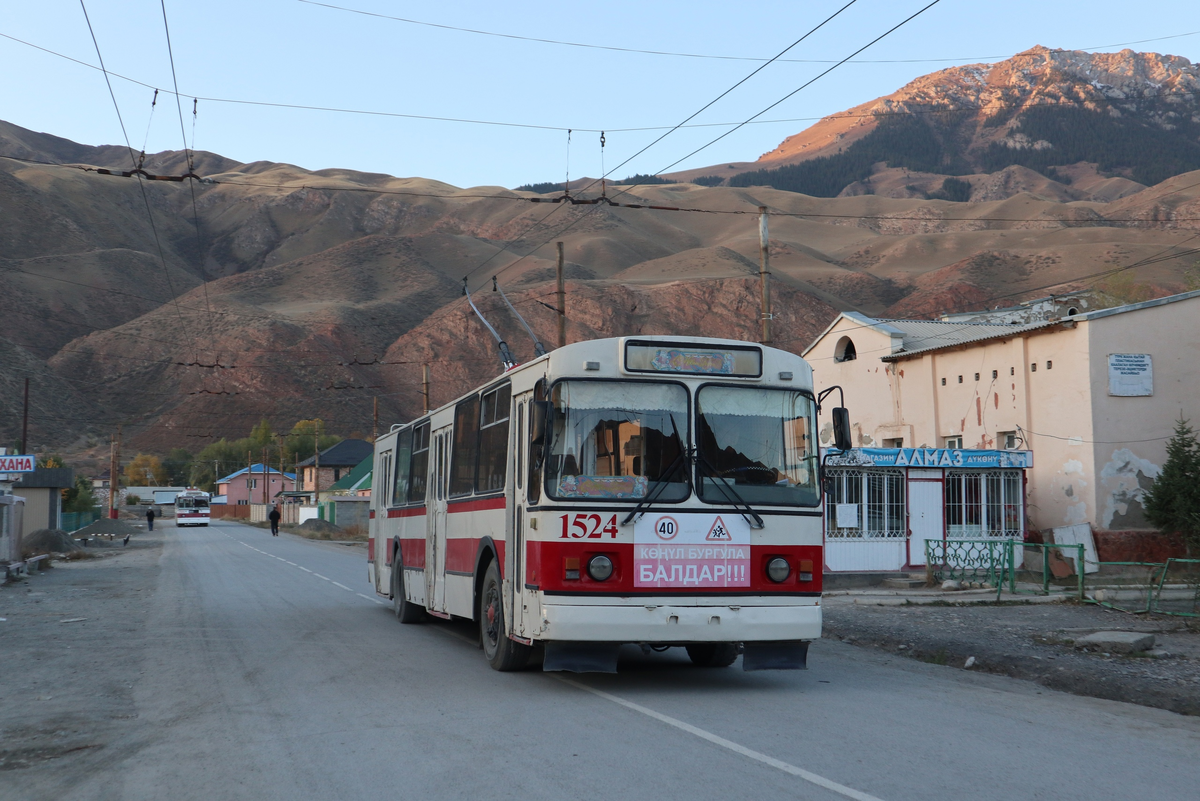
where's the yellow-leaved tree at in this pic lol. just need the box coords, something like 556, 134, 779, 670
124, 453, 169, 486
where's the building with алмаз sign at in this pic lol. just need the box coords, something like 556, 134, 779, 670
822, 447, 1032, 572
805, 289, 1200, 565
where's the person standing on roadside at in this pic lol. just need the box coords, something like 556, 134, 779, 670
269, 505, 281, 536
146, 506, 156, 531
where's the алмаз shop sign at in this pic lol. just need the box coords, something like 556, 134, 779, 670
824, 448, 1033, 469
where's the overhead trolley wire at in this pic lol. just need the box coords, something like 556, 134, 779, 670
5, 30, 1200, 138
295, 1, 1200, 65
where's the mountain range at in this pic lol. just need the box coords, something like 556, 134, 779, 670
3, 46, 1200, 465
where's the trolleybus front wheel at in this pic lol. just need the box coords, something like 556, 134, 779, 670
685, 643, 739, 667
391, 560, 425, 624
479, 560, 531, 671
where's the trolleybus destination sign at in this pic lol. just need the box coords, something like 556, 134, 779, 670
633, 513, 752, 588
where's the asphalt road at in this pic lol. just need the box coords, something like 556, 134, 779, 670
6, 518, 1200, 801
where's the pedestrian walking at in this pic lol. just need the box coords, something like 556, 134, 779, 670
146, 507, 156, 531
269, 505, 281, 536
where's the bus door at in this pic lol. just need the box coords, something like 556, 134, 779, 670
427, 429, 451, 613
508, 393, 531, 637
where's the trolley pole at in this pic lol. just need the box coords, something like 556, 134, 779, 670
556, 241, 566, 348
422, 364, 431, 414
758, 206, 771, 346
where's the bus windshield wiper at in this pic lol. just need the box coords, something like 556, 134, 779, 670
622, 414, 690, 526
697, 455, 765, 530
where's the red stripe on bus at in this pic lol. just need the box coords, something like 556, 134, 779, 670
525, 542, 823, 594
399, 538, 426, 569
444, 537, 505, 577
447, 496, 506, 514
387, 507, 427, 519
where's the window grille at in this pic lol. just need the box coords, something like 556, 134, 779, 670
945, 470, 1023, 538
824, 469, 905, 539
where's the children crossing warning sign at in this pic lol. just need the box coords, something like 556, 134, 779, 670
706, 516, 732, 541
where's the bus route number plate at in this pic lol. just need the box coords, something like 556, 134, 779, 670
633, 514, 751, 588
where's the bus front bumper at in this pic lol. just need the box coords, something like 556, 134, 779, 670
535, 600, 821, 644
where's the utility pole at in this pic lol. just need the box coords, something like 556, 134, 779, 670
262, 446, 268, 505
372, 397, 378, 443
422, 364, 431, 414
556, 241, 566, 348
277, 434, 286, 495
20, 378, 29, 455
758, 206, 772, 346
313, 421, 321, 508
109, 425, 122, 519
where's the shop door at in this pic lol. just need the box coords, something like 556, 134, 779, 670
907, 473, 944, 567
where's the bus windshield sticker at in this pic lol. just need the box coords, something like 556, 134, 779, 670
633, 513, 751, 588
557, 475, 648, 499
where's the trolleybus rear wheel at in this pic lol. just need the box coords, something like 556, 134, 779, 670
685, 643, 739, 667
392, 559, 425, 624
480, 560, 531, 671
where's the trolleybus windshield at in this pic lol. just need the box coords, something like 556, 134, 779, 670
177, 497, 208, 509
696, 386, 819, 507
547, 380, 688, 501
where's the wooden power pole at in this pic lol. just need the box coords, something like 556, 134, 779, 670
313, 421, 321, 507
372, 397, 378, 442
556, 241, 566, 348
758, 206, 772, 346
422, 364, 431, 414
20, 378, 29, 455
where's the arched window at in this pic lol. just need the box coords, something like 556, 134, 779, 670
834, 336, 857, 362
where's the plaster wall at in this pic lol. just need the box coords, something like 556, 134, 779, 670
807, 319, 898, 447
1085, 301, 1200, 530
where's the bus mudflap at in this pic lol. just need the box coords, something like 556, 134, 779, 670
742, 641, 809, 671
542, 642, 619, 673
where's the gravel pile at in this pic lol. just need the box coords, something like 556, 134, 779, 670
298, 518, 341, 534
21, 529, 81, 556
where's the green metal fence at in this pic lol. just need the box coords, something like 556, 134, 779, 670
925, 538, 1012, 600
1150, 558, 1200, 617
1084, 562, 1168, 614
61, 510, 101, 533
1009, 542, 1085, 600
925, 539, 1087, 601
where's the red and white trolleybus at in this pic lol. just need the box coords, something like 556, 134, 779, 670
368, 336, 849, 672
174, 489, 211, 527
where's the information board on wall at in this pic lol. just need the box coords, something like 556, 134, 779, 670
1108, 353, 1153, 396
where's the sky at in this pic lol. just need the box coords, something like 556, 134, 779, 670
3, 0, 1200, 189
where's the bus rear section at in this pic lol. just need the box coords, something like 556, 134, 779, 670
175, 491, 211, 526
368, 336, 841, 673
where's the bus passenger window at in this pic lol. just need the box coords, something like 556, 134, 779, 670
408, 423, 431, 504
392, 428, 413, 505
516, 401, 525, 491
450, 395, 480, 497
476, 384, 511, 493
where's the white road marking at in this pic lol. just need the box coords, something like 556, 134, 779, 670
224, 532, 383, 606
556, 678, 885, 801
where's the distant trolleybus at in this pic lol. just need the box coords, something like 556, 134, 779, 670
175, 489, 211, 527
367, 336, 851, 673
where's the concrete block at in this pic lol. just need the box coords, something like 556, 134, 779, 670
1073, 631, 1155, 654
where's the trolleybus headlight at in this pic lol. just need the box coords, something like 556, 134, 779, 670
587, 554, 614, 582
767, 557, 791, 583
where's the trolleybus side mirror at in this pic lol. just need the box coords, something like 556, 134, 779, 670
530, 400, 551, 447
832, 407, 852, 451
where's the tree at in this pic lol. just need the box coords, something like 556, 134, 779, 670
124, 453, 169, 486
1143, 416, 1200, 554
37, 453, 64, 468
63, 475, 97, 513
163, 448, 193, 485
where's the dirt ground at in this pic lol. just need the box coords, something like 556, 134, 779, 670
0, 531, 163, 774
823, 599, 1200, 716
